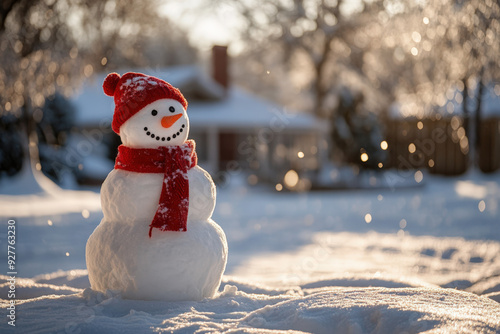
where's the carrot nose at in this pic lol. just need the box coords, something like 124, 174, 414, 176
161, 114, 182, 128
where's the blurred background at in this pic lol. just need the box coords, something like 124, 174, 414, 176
0, 0, 499, 191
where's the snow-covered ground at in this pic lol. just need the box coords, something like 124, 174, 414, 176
1, 169, 500, 333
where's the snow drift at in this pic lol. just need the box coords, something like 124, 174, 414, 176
1, 272, 499, 333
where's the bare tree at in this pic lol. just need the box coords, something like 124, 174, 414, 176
226, 0, 499, 112
0, 0, 192, 188
226, 0, 390, 117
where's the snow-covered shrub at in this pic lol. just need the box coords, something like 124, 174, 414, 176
331, 88, 387, 169
36, 93, 77, 183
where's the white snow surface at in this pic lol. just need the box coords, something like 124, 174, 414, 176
1, 169, 500, 332
0, 161, 101, 216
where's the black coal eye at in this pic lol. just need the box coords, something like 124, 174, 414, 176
169, 106, 175, 113
151, 109, 158, 116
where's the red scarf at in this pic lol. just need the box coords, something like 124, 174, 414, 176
114, 140, 197, 237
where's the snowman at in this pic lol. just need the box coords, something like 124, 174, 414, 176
86, 72, 228, 301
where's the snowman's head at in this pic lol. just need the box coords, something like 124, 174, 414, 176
103, 72, 189, 148
119, 98, 189, 148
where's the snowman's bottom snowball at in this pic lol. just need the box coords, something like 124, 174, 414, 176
86, 218, 227, 301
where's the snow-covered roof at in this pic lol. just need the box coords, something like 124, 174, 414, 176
188, 88, 327, 131
71, 66, 327, 132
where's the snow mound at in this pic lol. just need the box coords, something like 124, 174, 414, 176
1, 276, 499, 334
240, 287, 500, 334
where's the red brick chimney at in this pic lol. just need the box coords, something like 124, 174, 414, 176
212, 45, 229, 92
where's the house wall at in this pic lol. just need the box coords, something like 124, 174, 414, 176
255, 130, 325, 188
190, 125, 326, 188
190, 127, 255, 174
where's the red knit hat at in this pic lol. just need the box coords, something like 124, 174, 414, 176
103, 72, 188, 134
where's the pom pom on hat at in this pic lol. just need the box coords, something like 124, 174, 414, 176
103, 73, 121, 96
103, 72, 188, 134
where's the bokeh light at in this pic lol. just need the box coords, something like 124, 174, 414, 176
248, 174, 258, 185
478, 200, 486, 212
414, 170, 424, 183
399, 219, 407, 229
284, 170, 299, 188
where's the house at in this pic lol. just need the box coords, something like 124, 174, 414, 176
70, 46, 330, 189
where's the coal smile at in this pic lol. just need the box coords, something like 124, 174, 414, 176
144, 124, 186, 142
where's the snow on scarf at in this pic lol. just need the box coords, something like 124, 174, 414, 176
114, 140, 197, 237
